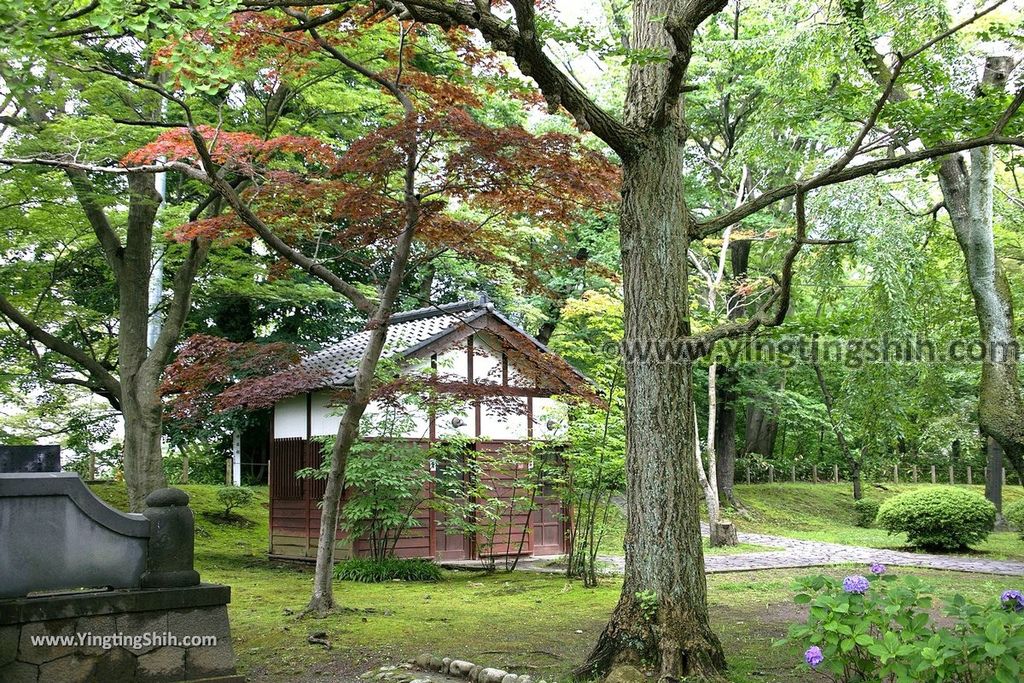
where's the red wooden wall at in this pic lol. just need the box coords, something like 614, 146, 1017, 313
268, 438, 567, 562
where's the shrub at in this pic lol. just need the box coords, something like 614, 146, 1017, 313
876, 487, 995, 551
215, 486, 254, 517
333, 557, 442, 583
854, 498, 880, 527
782, 567, 1024, 682
1004, 499, 1024, 539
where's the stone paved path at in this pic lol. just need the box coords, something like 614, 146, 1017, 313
445, 526, 1024, 577
695, 525, 1024, 576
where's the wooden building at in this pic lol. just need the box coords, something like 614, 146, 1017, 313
267, 297, 594, 562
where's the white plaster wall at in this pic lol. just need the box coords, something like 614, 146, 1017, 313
309, 392, 343, 437
479, 397, 528, 440
472, 333, 503, 385
532, 397, 568, 439
434, 400, 475, 438
435, 345, 468, 383
506, 359, 532, 388
273, 394, 307, 438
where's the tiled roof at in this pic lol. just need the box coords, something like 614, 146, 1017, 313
302, 299, 490, 388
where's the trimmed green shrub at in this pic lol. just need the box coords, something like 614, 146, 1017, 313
853, 498, 880, 528
333, 557, 442, 583
215, 485, 254, 517
1005, 499, 1024, 539
876, 487, 995, 551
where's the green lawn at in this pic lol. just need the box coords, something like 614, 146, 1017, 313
88, 483, 1024, 682
725, 483, 1024, 560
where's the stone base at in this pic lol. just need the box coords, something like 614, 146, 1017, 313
0, 584, 241, 683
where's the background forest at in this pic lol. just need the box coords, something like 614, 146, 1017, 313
1, 0, 1020, 497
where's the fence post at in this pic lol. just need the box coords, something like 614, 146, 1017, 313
894, 464, 899, 484
967, 466, 972, 485
949, 465, 955, 485
913, 465, 918, 483
791, 465, 797, 483
931, 465, 936, 484
769, 465, 775, 484
833, 464, 839, 484
746, 463, 751, 485
813, 464, 818, 484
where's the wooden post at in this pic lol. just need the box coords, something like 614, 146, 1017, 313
931, 465, 936, 484
913, 465, 918, 483
181, 452, 189, 484
967, 466, 973, 485
791, 465, 796, 483
833, 464, 839, 484
949, 465, 955, 485
812, 464, 818, 484
894, 464, 899, 484
746, 463, 751, 485
769, 465, 775, 484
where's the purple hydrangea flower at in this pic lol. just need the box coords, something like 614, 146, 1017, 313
869, 563, 886, 575
804, 646, 824, 668
1001, 590, 1024, 612
843, 575, 870, 594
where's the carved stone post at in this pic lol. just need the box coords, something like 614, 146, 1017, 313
141, 488, 200, 589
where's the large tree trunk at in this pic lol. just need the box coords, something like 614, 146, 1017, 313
576, 130, 725, 679
937, 64, 1024, 478
576, 1, 727, 675
120, 173, 169, 511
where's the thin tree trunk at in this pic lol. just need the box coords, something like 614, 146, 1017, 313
813, 362, 861, 500
305, 88, 421, 613
986, 437, 1008, 529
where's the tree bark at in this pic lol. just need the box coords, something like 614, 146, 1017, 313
577, 132, 725, 680
713, 235, 749, 508
986, 437, 1008, 530
714, 370, 739, 506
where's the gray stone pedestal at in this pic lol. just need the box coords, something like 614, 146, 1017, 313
0, 584, 243, 683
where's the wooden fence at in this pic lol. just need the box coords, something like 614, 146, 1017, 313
738, 460, 1023, 486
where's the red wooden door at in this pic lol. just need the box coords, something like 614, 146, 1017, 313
475, 441, 533, 557
531, 491, 564, 556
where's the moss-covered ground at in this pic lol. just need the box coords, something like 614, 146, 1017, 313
89, 482, 1023, 682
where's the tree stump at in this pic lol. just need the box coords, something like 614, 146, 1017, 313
710, 520, 738, 547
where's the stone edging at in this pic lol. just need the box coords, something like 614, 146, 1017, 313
363, 654, 551, 683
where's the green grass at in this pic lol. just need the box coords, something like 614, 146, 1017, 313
87, 483, 1023, 682
725, 483, 1024, 560
595, 503, 780, 555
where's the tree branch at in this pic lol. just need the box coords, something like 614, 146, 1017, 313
653, 0, 728, 129
384, 0, 639, 159
0, 292, 122, 402
697, 133, 1024, 236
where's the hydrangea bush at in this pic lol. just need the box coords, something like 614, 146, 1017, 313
782, 566, 1024, 682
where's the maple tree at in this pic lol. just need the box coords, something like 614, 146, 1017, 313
115, 8, 618, 614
